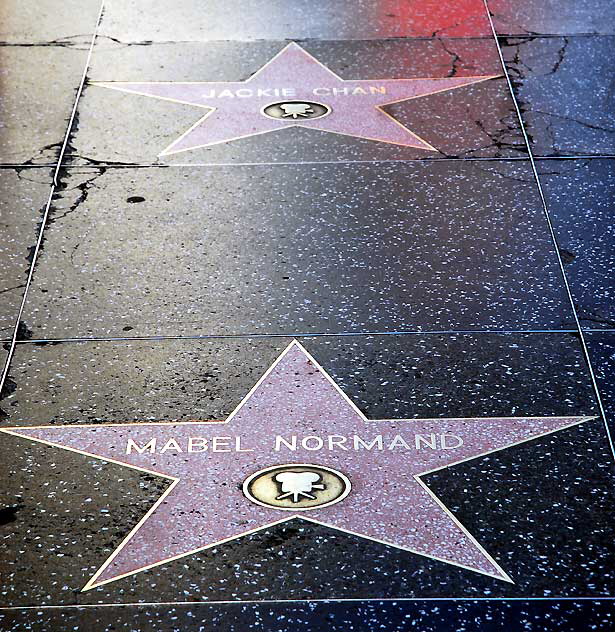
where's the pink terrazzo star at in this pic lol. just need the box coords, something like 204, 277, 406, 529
2, 342, 593, 590
92, 42, 498, 156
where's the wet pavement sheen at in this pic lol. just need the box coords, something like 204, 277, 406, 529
0, 1, 614, 630
19, 163, 574, 338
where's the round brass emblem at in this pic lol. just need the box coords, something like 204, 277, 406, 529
262, 100, 331, 121
243, 463, 351, 511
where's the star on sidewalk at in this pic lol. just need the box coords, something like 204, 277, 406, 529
1, 342, 593, 591
92, 42, 499, 156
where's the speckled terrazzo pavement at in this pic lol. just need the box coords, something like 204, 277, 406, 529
0, 334, 597, 423
536, 159, 615, 328
18, 162, 576, 338
489, 0, 615, 35
1, 601, 615, 631
1, 1, 615, 630
501, 35, 615, 157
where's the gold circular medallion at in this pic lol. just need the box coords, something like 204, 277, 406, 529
261, 100, 331, 121
243, 464, 351, 511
